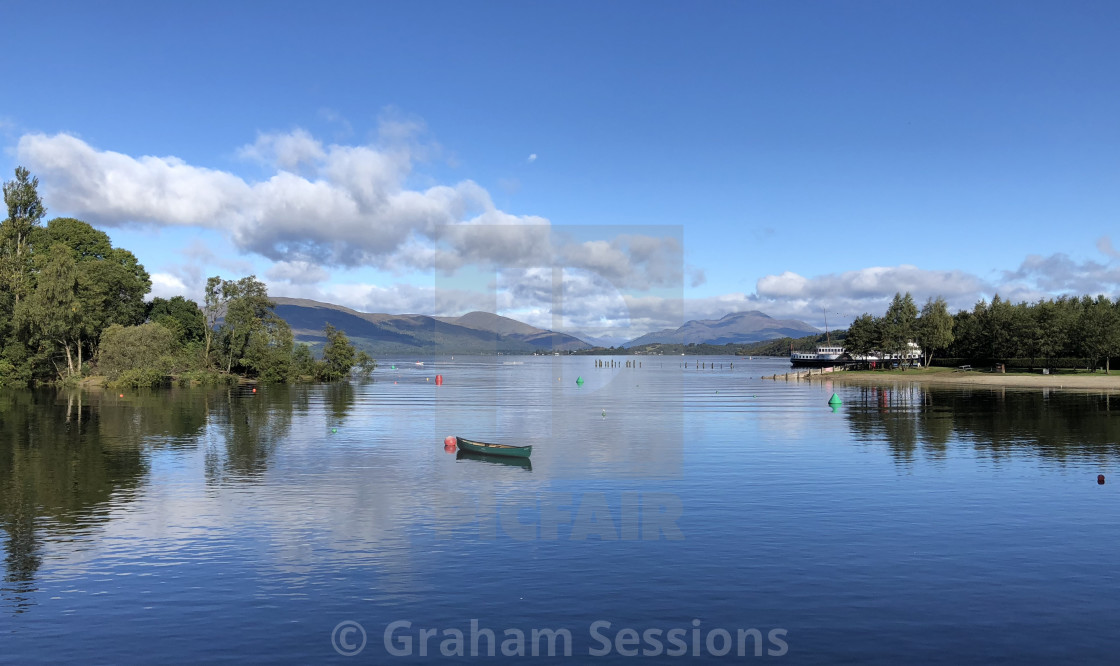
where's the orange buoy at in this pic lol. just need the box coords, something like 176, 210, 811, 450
252, 387, 257, 393
1098, 474, 1106, 485
444, 436, 456, 448
119, 394, 124, 398
436, 374, 443, 386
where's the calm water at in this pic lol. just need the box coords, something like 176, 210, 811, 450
3, 356, 1120, 663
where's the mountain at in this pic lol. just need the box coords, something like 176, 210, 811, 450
624, 311, 820, 347
271, 297, 592, 354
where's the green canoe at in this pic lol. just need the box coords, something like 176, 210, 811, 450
456, 436, 533, 459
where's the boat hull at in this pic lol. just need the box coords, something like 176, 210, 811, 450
456, 436, 533, 459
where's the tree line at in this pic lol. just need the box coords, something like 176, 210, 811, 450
0, 167, 373, 387
844, 292, 1120, 372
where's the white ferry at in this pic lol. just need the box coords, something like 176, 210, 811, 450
790, 342, 922, 368
790, 345, 847, 367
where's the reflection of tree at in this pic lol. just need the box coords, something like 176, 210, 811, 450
844, 386, 1120, 463
0, 390, 147, 610
205, 387, 294, 483
325, 382, 354, 423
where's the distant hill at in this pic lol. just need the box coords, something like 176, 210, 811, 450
271, 297, 592, 354
625, 311, 819, 347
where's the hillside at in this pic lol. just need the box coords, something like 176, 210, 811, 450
271, 297, 591, 354
625, 311, 819, 347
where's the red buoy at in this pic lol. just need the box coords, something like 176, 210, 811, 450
444, 435, 457, 449
436, 374, 443, 386
1099, 474, 1106, 485
252, 387, 257, 393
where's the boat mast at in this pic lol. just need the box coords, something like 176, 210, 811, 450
823, 307, 830, 345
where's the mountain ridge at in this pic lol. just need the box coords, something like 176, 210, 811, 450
271, 297, 592, 354
625, 311, 819, 347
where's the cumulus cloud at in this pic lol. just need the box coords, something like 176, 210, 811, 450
1003, 253, 1120, 296
148, 272, 189, 300
527, 153, 537, 163
17, 130, 682, 294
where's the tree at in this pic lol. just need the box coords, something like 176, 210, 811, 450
0, 167, 47, 306
18, 243, 82, 377
844, 313, 878, 356
319, 323, 356, 381
148, 296, 206, 344
202, 276, 225, 365
34, 218, 151, 367
1079, 295, 1119, 373
241, 316, 294, 382
916, 296, 954, 367
353, 351, 376, 378
217, 276, 278, 374
880, 292, 918, 369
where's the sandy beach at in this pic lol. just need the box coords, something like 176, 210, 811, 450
807, 368, 1120, 391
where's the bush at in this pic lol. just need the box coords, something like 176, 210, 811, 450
109, 368, 166, 388
98, 322, 177, 379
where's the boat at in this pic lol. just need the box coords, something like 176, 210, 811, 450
456, 449, 532, 470
455, 436, 532, 459
790, 343, 923, 368
790, 345, 848, 367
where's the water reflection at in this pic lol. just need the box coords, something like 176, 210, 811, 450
456, 449, 533, 471
0, 390, 150, 610
844, 385, 1120, 463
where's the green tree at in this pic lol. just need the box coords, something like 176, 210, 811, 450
289, 343, 317, 380
241, 316, 294, 382
17, 243, 82, 377
148, 296, 206, 344
880, 292, 918, 369
1079, 295, 1119, 373
35, 218, 151, 366
217, 276, 279, 374
844, 313, 878, 356
0, 167, 47, 306
318, 323, 356, 381
916, 296, 954, 367
354, 350, 376, 378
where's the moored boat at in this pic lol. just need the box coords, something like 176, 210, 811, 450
455, 436, 533, 459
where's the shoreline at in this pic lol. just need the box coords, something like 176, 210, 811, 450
811, 368, 1120, 391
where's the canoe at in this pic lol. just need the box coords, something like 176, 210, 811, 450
456, 436, 532, 459
456, 450, 532, 470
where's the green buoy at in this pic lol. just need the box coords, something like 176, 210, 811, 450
331, 427, 337, 433
576, 376, 585, 386
828, 393, 842, 406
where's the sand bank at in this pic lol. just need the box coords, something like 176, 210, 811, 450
813, 368, 1120, 391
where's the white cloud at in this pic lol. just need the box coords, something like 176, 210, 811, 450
238, 129, 326, 170
527, 153, 537, 163
148, 272, 189, 300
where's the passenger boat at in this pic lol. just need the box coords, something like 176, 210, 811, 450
790, 345, 848, 367
455, 436, 533, 459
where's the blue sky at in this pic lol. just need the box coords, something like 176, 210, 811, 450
3, 1, 1119, 340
